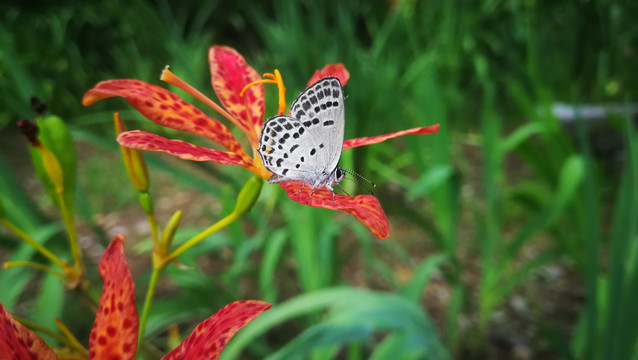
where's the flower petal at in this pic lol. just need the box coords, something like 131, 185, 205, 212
118, 130, 251, 165
83, 79, 246, 154
162, 300, 271, 360
342, 124, 440, 151
0, 302, 57, 360
89, 234, 138, 360
209, 46, 265, 145
280, 183, 390, 239
307, 63, 350, 87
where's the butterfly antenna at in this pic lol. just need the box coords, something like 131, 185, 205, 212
341, 168, 376, 195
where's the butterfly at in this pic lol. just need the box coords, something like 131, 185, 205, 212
257, 77, 352, 202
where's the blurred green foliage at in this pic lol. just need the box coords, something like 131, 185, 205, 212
1, 0, 637, 359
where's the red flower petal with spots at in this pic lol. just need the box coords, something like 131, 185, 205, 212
89, 234, 139, 360
118, 130, 254, 167
162, 300, 271, 360
307, 63, 350, 87
280, 182, 390, 239
0, 303, 58, 360
83, 79, 246, 154
209, 46, 265, 146
342, 124, 440, 151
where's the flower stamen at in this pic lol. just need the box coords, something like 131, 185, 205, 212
240, 69, 286, 115
160, 67, 237, 126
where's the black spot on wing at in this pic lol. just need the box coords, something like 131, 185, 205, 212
283, 123, 293, 130
310, 148, 316, 156
312, 118, 319, 125
276, 158, 283, 167
323, 120, 334, 126
290, 144, 300, 153
331, 79, 340, 87
282, 169, 288, 175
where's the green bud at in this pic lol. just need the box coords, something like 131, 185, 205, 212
233, 175, 263, 216
114, 113, 150, 192
26, 115, 77, 214
160, 210, 182, 255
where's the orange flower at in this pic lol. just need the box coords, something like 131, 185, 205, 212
0, 235, 270, 360
83, 46, 439, 239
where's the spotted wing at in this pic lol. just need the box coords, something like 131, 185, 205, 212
258, 77, 345, 184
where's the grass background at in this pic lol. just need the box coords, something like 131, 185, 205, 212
1, 0, 637, 359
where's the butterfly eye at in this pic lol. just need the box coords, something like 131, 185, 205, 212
336, 168, 344, 181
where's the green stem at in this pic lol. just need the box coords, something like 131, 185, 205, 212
14, 316, 72, 349
138, 266, 161, 347
57, 191, 83, 273
137, 210, 242, 347
1, 218, 68, 270
163, 211, 240, 265
4, 261, 68, 280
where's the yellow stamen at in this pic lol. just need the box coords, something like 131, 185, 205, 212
160, 66, 237, 127
240, 69, 287, 115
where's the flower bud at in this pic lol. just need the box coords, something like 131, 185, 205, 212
233, 176, 263, 216
114, 113, 150, 192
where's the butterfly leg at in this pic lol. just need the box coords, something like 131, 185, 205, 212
306, 186, 320, 204
293, 182, 305, 197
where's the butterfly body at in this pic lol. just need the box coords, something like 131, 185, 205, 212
258, 77, 346, 196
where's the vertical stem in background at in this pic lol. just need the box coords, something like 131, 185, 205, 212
576, 101, 599, 360
475, 56, 502, 328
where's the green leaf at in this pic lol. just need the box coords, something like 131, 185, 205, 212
220, 288, 448, 360
399, 253, 446, 303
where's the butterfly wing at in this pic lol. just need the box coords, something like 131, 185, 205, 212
258, 77, 345, 185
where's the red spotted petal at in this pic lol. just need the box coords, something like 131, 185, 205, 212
83, 79, 245, 154
280, 183, 390, 239
342, 124, 440, 151
209, 46, 265, 145
307, 63, 350, 88
0, 302, 57, 360
118, 130, 251, 166
162, 300, 271, 360
89, 234, 138, 360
